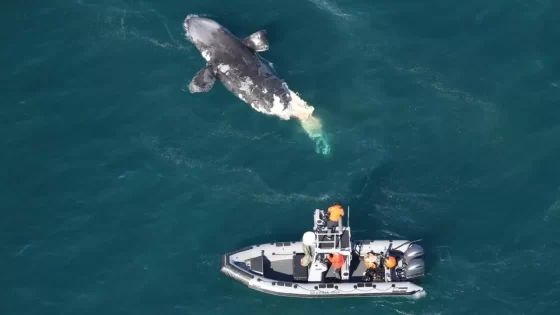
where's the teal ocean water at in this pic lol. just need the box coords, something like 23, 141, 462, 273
2, 0, 560, 314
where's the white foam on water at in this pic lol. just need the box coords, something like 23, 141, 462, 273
409, 290, 427, 300
307, 0, 353, 20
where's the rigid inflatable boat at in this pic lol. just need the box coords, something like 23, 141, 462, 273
220, 208, 426, 298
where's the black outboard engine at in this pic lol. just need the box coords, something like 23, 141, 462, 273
401, 244, 425, 280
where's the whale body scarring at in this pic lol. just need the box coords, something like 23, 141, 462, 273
183, 14, 330, 154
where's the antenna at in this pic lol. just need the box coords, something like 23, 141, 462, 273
347, 205, 350, 227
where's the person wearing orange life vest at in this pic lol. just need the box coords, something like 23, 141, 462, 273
325, 201, 344, 239
326, 252, 345, 280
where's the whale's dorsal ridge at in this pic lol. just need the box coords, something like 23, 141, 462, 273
242, 30, 269, 52
188, 63, 217, 93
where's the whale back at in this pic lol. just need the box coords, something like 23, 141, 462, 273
212, 29, 292, 114
187, 16, 292, 115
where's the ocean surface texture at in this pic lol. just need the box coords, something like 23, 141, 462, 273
2, 0, 560, 314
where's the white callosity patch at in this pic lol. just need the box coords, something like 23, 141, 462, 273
201, 49, 211, 61
217, 64, 231, 74
236, 77, 260, 110
234, 81, 314, 122
271, 94, 291, 120
238, 77, 254, 95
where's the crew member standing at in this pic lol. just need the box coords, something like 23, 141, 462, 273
326, 201, 344, 239
326, 252, 345, 280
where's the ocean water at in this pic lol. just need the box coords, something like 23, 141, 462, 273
2, 0, 560, 314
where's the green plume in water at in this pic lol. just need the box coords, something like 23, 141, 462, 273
287, 90, 331, 156
300, 115, 331, 156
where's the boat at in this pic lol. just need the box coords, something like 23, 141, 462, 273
220, 207, 427, 298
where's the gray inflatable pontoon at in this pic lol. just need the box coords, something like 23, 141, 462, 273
220, 208, 426, 298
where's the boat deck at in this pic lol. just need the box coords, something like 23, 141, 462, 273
316, 229, 351, 249
257, 253, 385, 283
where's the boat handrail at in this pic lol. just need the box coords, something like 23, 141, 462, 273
312, 208, 352, 250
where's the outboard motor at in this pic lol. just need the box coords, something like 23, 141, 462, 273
403, 258, 425, 280
403, 244, 424, 264
402, 244, 425, 280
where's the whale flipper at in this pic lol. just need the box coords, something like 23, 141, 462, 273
189, 64, 216, 93
242, 30, 269, 52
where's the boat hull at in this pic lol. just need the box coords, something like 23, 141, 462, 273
220, 240, 425, 298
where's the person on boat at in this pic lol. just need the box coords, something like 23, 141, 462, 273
364, 252, 377, 269
326, 252, 345, 280
362, 252, 378, 281
325, 201, 344, 239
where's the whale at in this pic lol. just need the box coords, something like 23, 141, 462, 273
183, 14, 330, 155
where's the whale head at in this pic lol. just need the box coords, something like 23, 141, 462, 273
183, 14, 221, 47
